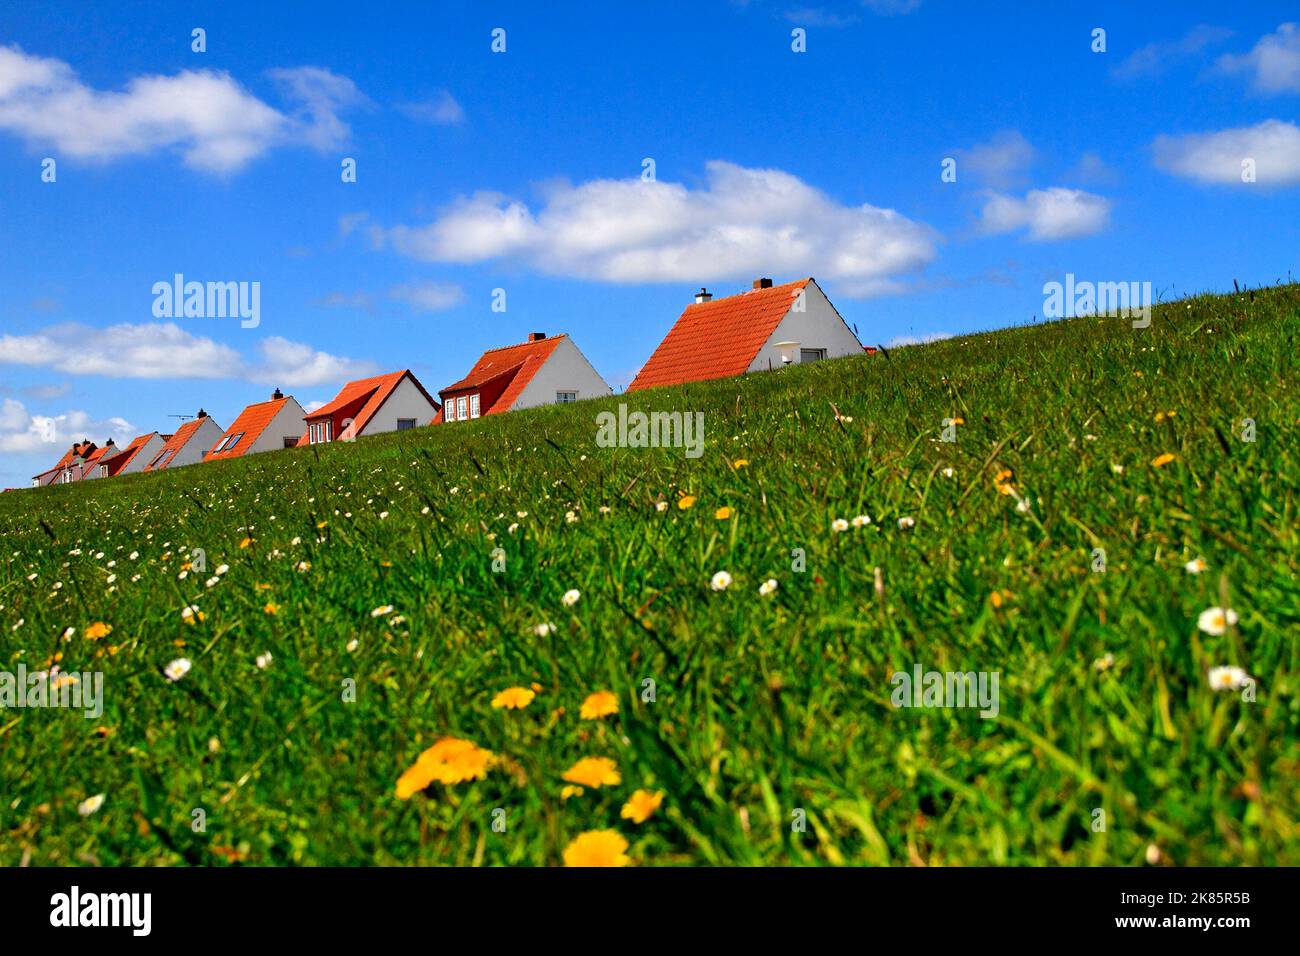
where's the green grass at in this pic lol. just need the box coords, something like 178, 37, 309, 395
2, 284, 1298, 867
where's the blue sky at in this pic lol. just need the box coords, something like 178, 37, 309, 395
2, 0, 1298, 485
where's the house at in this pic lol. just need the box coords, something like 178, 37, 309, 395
31, 440, 97, 487
434, 332, 611, 424
74, 440, 119, 481
101, 432, 169, 478
300, 370, 439, 445
205, 389, 307, 461
628, 278, 864, 391
142, 409, 224, 472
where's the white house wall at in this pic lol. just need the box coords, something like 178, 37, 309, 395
248, 398, 308, 454
357, 376, 437, 436
748, 280, 863, 372
512, 337, 612, 410
172, 418, 225, 468
120, 435, 166, 475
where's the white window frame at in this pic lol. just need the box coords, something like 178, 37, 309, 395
469, 394, 480, 418
445, 401, 455, 422
556, 390, 577, 403
456, 396, 467, 420
799, 348, 827, 363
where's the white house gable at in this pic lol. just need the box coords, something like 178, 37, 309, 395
748, 279, 863, 371
512, 337, 612, 410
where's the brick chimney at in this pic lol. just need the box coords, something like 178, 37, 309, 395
197, 408, 207, 419
753, 277, 773, 289
527, 332, 546, 343
694, 287, 712, 304
272, 387, 284, 400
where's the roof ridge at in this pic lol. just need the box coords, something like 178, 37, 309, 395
479, 333, 566, 355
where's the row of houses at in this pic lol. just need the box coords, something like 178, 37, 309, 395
31, 277, 865, 486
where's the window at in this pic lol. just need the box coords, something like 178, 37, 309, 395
469, 394, 480, 418
444, 401, 455, 422
456, 397, 467, 420
309, 421, 332, 444
215, 432, 244, 453
283, 437, 298, 449
99, 465, 108, 477
397, 419, 416, 431
800, 348, 827, 363
556, 390, 577, 403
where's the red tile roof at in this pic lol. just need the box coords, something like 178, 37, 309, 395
143, 416, 212, 471
206, 397, 295, 460
432, 335, 564, 423
628, 279, 811, 391
33, 441, 96, 480
104, 433, 159, 476
300, 370, 438, 442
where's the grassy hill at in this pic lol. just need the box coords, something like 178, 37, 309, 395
2, 284, 1297, 866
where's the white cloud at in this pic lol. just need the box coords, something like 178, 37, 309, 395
1218, 23, 1300, 94
0, 45, 361, 173
378, 161, 936, 296
0, 398, 132, 454
389, 281, 466, 312
978, 187, 1111, 241
0, 322, 376, 386
956, 130, 1035, 187
1112, 25, 1233, 79
250, 337, 378, 387
783, 8, 860, 28
886, 331, 952, 348
1152, 119, 1300, 185
399, 90, 465, 125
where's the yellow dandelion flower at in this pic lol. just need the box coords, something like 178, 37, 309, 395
993, 468, 1015, 495
1151, 452, 1176, 468
714, 506, 733, 520
263, 603, 279, 616
563, 756, 621, 788
492, 687, 536, 710
84, 622, 113, 641
239, 537, 254, 549
732, 459, 750, 469
563, 830, 630, 868
951, 416, 965, 425
395, 736, 495, 798
621, 789, 664, 824
579, 690, 619, 720
677, 495, 696, 510
560, 785, 585, 801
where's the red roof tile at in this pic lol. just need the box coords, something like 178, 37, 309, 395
205, 397, 295, 461
628, 279, 811, 391
432, 335, 564, 423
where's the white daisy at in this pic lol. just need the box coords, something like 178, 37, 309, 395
898, 516, 915, 530
78, 794, 105, 817
758, 578, 778, 596
1197, 607, 1239, 636
370, 604, 394, 618
831, 518, 849, 533
711, 571, 733, 591
561, 589, 581, 607
163, 658, 192, 682
1184, 557, 1207, 575
1208, 666, 1250, 691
